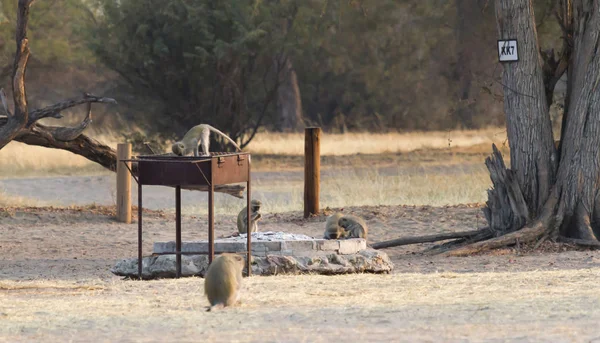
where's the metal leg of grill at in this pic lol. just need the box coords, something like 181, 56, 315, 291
175, 185, 182, 278
138, 184, 143, 280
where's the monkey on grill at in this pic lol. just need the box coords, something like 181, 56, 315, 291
172, 124, 242, 157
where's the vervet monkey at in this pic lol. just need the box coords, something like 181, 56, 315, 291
204, 253, 245, 311
339, 214, 368, 240
171, 124, 242, 157
237, 199, 262, 234
323, 212, 348, 239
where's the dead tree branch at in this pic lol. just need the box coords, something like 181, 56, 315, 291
371, 229, 487, 249
0, 0, 32, 149
445, 188, 559, 257
26, 93, 117, 127
482, 144, 530, 236
51, 103, 92, 141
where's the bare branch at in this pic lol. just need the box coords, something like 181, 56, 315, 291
26, 93, 117, 127
0, 0, 33, 149
50, 102, 92, 141
13, 31, 31, 120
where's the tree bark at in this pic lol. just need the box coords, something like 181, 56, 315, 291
552, 0, 600, 240
0, 0, 32, 149
494, 0, 557, 219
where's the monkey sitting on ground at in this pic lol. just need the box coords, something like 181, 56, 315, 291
204, 253, 245, 312
323, 212, 349, 239
339, 214, 368, 240
171, 124, 242, 157
237, 199, 263, 234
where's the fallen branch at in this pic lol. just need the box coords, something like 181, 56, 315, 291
444, 189, 559, 257
424, 230, 494, 255
371, 229, 486, 249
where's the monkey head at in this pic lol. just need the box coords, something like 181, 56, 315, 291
172, 142, 185, 156
250, 199, 262, 212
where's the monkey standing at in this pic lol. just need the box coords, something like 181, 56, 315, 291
204, 253, 245, 311
237, 199, 262, 234
172, 124, 242, 157
339, 214, 368, 240
323, 212, 348, 239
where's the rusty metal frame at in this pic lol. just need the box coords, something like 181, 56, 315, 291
120, 153, 252, 280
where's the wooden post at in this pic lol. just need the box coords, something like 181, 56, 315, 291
304, 127, 321, 218
116, 143, 132, 223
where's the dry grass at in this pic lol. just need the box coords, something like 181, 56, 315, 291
0, 132, 119, 179
0, 128, 508, 179
180, 164, 491, 215
0, 129, 503, 212
0, 189, 44, 207
1, 269, 599, 341
247, 128, 507, 155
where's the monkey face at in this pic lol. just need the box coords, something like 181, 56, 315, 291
325, 232, 338, 239
250, 200, 262, 212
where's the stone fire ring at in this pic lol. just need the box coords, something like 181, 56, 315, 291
111, 232, 394, 279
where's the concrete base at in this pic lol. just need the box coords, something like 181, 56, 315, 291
153, 231, 368, 257
111, 248, 394, 279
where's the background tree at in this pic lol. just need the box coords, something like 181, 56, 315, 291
448, 0, 600, 256
88, 0, 298, 149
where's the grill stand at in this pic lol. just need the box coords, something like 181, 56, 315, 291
121, 153, 252, 280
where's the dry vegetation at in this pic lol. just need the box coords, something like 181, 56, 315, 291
1, 270, 599, 341
248, 128, 507, 155
0, 129, 508, 211
0, 128, 507, 178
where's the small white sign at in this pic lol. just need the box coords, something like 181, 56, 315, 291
498, 39, 518, 62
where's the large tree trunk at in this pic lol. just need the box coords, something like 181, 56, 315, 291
446, 0, 600, 256
275, 55, 303, 132
553, 0, 600, 240
494, 0, 557, 221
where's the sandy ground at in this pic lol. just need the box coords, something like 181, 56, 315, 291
1, 204, 600, 342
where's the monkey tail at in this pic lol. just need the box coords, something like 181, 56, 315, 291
205, 125, 243, 152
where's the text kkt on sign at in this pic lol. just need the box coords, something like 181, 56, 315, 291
498, 39, 518, 62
